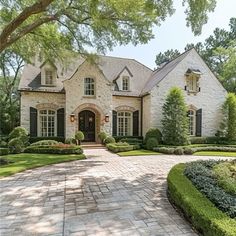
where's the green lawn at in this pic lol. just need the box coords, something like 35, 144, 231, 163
194, 151, 236, 157
0, 153, 86, 178
118, 149, 160, 156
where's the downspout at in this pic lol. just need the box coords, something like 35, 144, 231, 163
141, 96, 143, 137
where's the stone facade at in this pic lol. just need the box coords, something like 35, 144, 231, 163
19, 49, 227, 140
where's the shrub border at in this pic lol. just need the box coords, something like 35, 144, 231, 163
167, 163, 236, 236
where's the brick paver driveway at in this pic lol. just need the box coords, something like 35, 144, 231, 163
1, 150, 224, 236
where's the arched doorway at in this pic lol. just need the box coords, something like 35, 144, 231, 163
79, 110, 95, 142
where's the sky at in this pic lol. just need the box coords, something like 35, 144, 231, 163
107, 0, 236, 69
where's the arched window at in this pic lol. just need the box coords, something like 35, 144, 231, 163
122, 76, 129, 91
84, 78, 95, 95
39, 110, 56, 136
188, 109, 196, 136
117, 111, 132, 136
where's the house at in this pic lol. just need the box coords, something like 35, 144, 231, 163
19, 48, 227, 142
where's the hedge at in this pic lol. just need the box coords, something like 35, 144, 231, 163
30, 140, 59, 146
24, 145, 83, 154
114, 136, 143, 142
0, 148, 9, 156
167, 163, 236, 236
29, 136, 65, 143
106, 143, 134, 153
190, 136, 236, 145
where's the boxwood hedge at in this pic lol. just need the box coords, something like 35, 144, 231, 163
167, 163, 236, 236
106, 142, 134, 153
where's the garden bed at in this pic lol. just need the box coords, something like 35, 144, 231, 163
167, 162, 236, 236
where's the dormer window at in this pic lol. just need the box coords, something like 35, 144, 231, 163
45, 70, 53, 85
185, 69, 201, 94
122, 76, 129, 91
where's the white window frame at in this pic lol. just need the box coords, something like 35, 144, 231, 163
45, 70, 54, 85
117, 111, 132, 136
38, 109, 57, 137
189, 109, 196, 136
122, 76, 129, 91
84, 77, 95, 96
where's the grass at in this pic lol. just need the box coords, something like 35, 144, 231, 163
0, 153, 86, 178
194, 151, 236, 157
118, 149, 160, 156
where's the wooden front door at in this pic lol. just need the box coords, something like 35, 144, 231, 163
79, 110, 95, 142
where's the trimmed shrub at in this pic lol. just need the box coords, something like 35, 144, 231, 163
75, 131, 84, 145
24, 145, 83, 155
0, 148, 9, 156
106, 143, 134, 153
104, 136, 116, 144
98, 132, 108, 144
168, 163, 236, 236
8, 137, 24, 153
144, 128, 162, 144
65, 138, 76, 145
0, 140, 7, 147
114, 136, 143, 142
30, 140, 59, 146
184, 160, 236, 218
120, 138, 143, 146
174, 147, 184, 155
183, 147, 194, 155
190, 137, 207, 144
29, 136, 65, 143
154, 147, 175, 154
146, 138, 158, 150
8, 126, 28, 140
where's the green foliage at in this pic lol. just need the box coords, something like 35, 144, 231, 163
65, 138, 76, 145
104, 136, 116, 144
74, 131, 84, 144
24, 145, 83, 155
0, 140, 7, 147
155, 49, 181, 66
153, 147, 175, 154
29, 136, 65, 143
118, 149, 160, 156
119, 138, 143, 146
0, 148, 9, 156
146, 138, 158, 150
184, 160, 236, 218
0, 157, 12, 165
114, 136, 143, 142
168, 163, 236, 236
174, 147, 184, 155
8, 126, 28, 140
161, 87, 189, 145
30, 140, 59, 146
144, 128, 162, 144
106, 142, 134, 153
213, 161, 236, 195
98, 132, 108, 144
8, 137, 24, 153
220, 93, 236, 141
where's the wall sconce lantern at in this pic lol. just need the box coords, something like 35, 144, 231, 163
70, 113, 75, 122
105, 114, 109, 122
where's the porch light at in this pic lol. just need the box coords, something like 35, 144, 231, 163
105, 114, 109, 122
70, 113, 75, 122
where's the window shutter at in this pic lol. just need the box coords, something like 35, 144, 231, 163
57, 108, 65, 137
112, 110, 117, 136
133, 110, 139, 136
30, 107, 37, 137
196, 109, 202, 137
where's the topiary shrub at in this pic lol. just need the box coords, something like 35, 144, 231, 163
8, 126, 28, 140
30, 140, 59, 146
106, 142, 134, 153
104, 136, 116, 144
174, 147, 184, 155
153, 147, 175, 154
183, 147, 194, 155
75, 131, 84, 145
8, 137, 24, 153
29, 136, 65, 143
146, 138, 158, 150
0, 147, 9, 156
98, 132, 108, 144
144, 128, 162, 144
65, 138, 76, 145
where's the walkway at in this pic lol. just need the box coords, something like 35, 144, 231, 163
0, 149, 220, 236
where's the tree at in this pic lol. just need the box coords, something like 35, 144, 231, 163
161, 87, 189, 145
155, 49, 181, 66
0, 0, 217, 54
219, 93, 236, 141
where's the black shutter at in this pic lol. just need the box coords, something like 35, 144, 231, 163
196, 109, 202, 137
57, 108, 65, 137
133, 110, 139, 136
112, 110, 117, 136
30, 107, 37, 137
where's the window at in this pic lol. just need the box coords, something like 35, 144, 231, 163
45, 70, 54, 85
39, 110, 56, 136
122, 76, 129, 91
188, 110, 196, 136
117, 111, 132, 136
186, 73, 200, 93
84, 78, 95, 95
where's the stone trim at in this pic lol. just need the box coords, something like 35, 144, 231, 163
36, 103, 60, 110
115, 105, 136, 112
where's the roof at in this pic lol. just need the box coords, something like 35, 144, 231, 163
141, 48, 193, 95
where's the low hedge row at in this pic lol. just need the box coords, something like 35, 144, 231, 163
24, 145, 83, 154
0, 148, 9, 156
30, 140, 59, 146
184, 160, 236, 218
114, 136, 143, 142
190, 136, 236, 145
154, 146, 236, 155
106, 142, 135, 153
167, 163, 236, 236
29, 136, 65, 143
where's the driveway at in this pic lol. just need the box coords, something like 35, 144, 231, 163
0, 150, 223, 236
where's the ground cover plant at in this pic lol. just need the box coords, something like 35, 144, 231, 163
0, 153, 86, 178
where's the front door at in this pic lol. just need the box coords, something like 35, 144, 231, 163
79, 110, 95, 142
